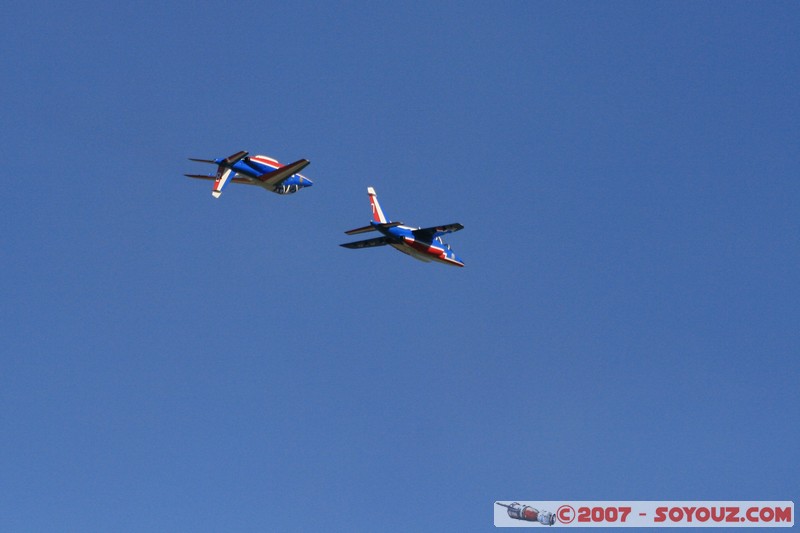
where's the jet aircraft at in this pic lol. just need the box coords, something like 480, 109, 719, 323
185, 150, 312, 198
341, 187, 464, 267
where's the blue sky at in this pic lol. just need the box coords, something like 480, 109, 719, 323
2, 1, 798, 531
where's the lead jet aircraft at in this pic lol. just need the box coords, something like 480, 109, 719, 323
185, 150, 312, 198
341, 187, 464, 267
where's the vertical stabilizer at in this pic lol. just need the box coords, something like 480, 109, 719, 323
368, 187, 387, 223
212, 167, 234, 198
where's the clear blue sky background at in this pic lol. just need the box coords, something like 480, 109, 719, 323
2, 2, 798, 531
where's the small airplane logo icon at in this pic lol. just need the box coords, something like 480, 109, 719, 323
185, 150, 312, 198
341, 187, 465, 267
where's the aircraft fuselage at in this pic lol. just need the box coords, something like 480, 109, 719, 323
224, 155, 312, 194
377, 223, 464, 267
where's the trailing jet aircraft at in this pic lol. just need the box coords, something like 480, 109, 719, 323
185, 150, 312, 198
341, 187, 464, 267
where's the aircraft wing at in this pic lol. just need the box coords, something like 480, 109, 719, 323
184, 174, 255, 185
412, 223, 464, 241
340, 237, 392, 249
256, 159, 310, 187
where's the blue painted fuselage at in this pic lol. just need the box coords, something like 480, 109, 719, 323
217, 154, 312, 194
373, 222, 464, 267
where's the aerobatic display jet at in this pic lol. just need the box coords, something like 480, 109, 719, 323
341, 187, 464, 267
185, 150, 312, 198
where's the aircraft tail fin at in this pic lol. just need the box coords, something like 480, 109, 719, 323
212, 151, 248, 198
368, 187, 387, 223
212, 167, 234, 198
189, 151, 248, 198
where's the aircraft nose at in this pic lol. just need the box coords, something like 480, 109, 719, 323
301, 177, 313, 187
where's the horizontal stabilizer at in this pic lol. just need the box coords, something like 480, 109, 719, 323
412, 223, 464, 241
340, 236, 391, 249
184, 174, 255, 185
223, 150, 249, 165
188, 150, 248, 166
344, 225, 376, 235
344, 222, 403, 235
256, 159, 310, 186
